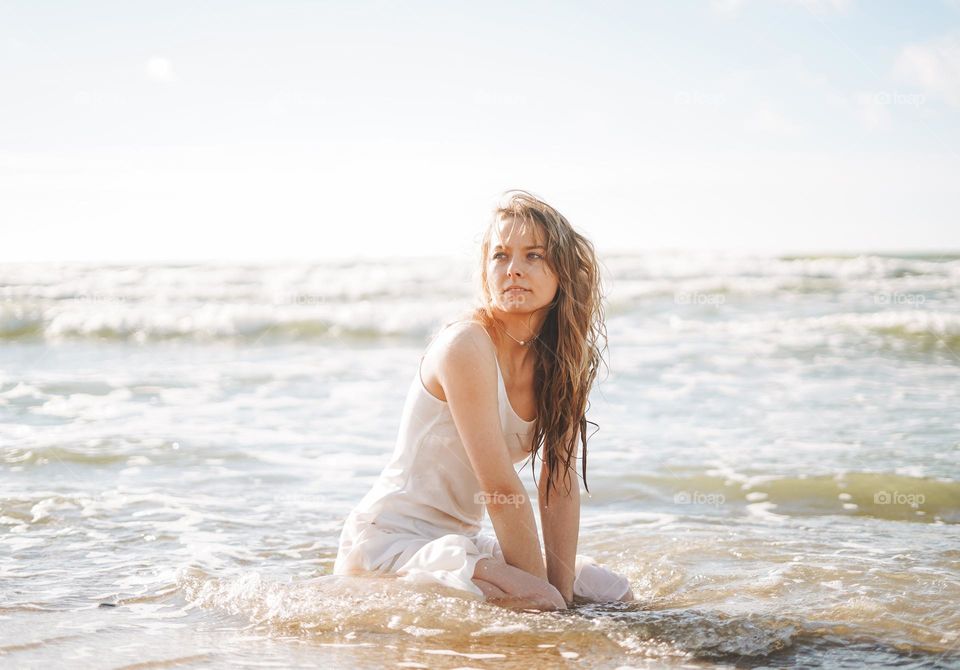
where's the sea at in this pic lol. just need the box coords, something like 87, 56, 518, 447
1, 252, 958, 669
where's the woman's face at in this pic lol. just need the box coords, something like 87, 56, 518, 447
486, 216, 559, 315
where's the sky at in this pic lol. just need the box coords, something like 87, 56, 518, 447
2, 0, 959, 262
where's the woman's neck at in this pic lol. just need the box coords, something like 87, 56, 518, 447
488, 313, 544, 370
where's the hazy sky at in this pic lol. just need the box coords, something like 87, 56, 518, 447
2, 0, 959, 262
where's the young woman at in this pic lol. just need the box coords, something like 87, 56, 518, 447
333, 190, 634, 610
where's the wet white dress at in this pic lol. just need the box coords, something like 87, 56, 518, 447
333, 329, 631, 602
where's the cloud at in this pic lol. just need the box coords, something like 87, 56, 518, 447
744, 104, 802, 135
711, 0, 853, 16
710, 0, 748, 16
797, 0, 855, 12
851, 92, 892, 130
846, 90, 927, 130
894, 33, 960, 107
471, 89, 528, 107
145, 56, 177, 83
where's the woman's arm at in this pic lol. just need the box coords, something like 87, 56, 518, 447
482, 472, 547, 581
538, 450, 580, 604
437, 324, 548, 580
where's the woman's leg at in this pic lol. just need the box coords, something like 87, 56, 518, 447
472, 557, 566, 610
572, 556, 636, 604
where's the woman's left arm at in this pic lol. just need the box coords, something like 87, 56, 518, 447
538, 455, 580, 605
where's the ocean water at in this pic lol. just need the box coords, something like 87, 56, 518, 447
1, 252, 958, 669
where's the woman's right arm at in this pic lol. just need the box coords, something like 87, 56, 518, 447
435, 324, 548, 581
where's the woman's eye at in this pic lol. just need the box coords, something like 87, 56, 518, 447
528, 253, 543, 260
492, 252, 506, 260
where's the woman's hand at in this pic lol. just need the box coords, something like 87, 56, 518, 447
528, 582, 567, 611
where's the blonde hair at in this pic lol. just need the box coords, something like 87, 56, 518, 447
470, 189, 608, 505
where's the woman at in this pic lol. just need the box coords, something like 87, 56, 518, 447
333, 190, 634, 610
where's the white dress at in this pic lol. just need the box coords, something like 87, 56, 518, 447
333, 327, 631, 602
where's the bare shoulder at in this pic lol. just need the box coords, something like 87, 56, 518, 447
421, 320, 496, 401
435, 320, 495, 376
437, 320, 492, 358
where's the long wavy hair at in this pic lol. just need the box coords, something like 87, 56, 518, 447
467, 190, 609, 506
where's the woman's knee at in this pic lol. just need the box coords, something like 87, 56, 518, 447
573, 558, 635, 604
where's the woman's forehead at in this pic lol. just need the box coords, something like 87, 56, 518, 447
492, 215, 544, 245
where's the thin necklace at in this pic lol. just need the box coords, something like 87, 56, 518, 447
498, 322, 537, 347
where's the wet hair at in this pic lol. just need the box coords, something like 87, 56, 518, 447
470, 189, 609, 505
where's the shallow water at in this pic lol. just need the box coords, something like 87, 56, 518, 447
2, 252, 959, 668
